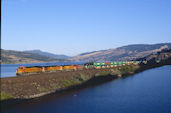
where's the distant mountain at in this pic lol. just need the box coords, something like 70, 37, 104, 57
24, 50, 70, 59
1, 49, 68, 64
71, 43, 171, 61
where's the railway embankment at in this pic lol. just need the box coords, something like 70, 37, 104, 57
1, 61, 171, 107
1, 65, 138, 99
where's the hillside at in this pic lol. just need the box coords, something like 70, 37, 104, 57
1, 49, 68, 64
137, 49, 171, 63
24, 50, 70, 59
71, 43, 171, 61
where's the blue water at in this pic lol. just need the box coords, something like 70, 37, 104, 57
2, 65, 171, 113
0, 62, 86, 78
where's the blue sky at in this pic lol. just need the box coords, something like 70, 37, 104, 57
2, 0, 171, 56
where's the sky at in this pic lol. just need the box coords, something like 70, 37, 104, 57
2, 0, 171, 56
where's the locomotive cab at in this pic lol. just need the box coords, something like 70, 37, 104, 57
16, 66, 26, 75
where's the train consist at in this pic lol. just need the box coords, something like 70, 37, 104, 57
16, 61, 140, 76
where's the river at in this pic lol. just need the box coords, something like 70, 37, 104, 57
0, 62, 86, 78
2, 66, 171, 113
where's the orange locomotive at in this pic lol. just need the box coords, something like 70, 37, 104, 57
46, 66, 63, 72
16, 65, 83, 75
63, 65, 77, 70
16, 66, 42, 75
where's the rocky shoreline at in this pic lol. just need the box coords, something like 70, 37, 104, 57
1, 58, 171, 108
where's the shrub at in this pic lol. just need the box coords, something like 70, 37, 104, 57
95, 71, 111, 76
119, 65, 136, 74
61, 79, 79, 87
0, 92, 14, 100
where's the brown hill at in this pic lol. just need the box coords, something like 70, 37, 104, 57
1, 49, 68, 64
71, 43, 171, 61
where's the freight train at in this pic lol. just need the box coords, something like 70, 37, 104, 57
16, 61, 140, 76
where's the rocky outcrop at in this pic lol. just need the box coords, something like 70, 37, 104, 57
137, 49, 171, 63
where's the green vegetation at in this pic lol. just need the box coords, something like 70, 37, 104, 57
37, 87, 49, 92
78, 73, 88, 81
61, 79, 79, 88
50, 83, 61, 89
61, 74, 90, 88
110, 69, 121, 76
95, 71, 111, 76
94, 65, 139, 77
0, 92, 14, 101
119, 65, 138, 74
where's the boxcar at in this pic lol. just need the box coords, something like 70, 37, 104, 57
93, 62, 101, 69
